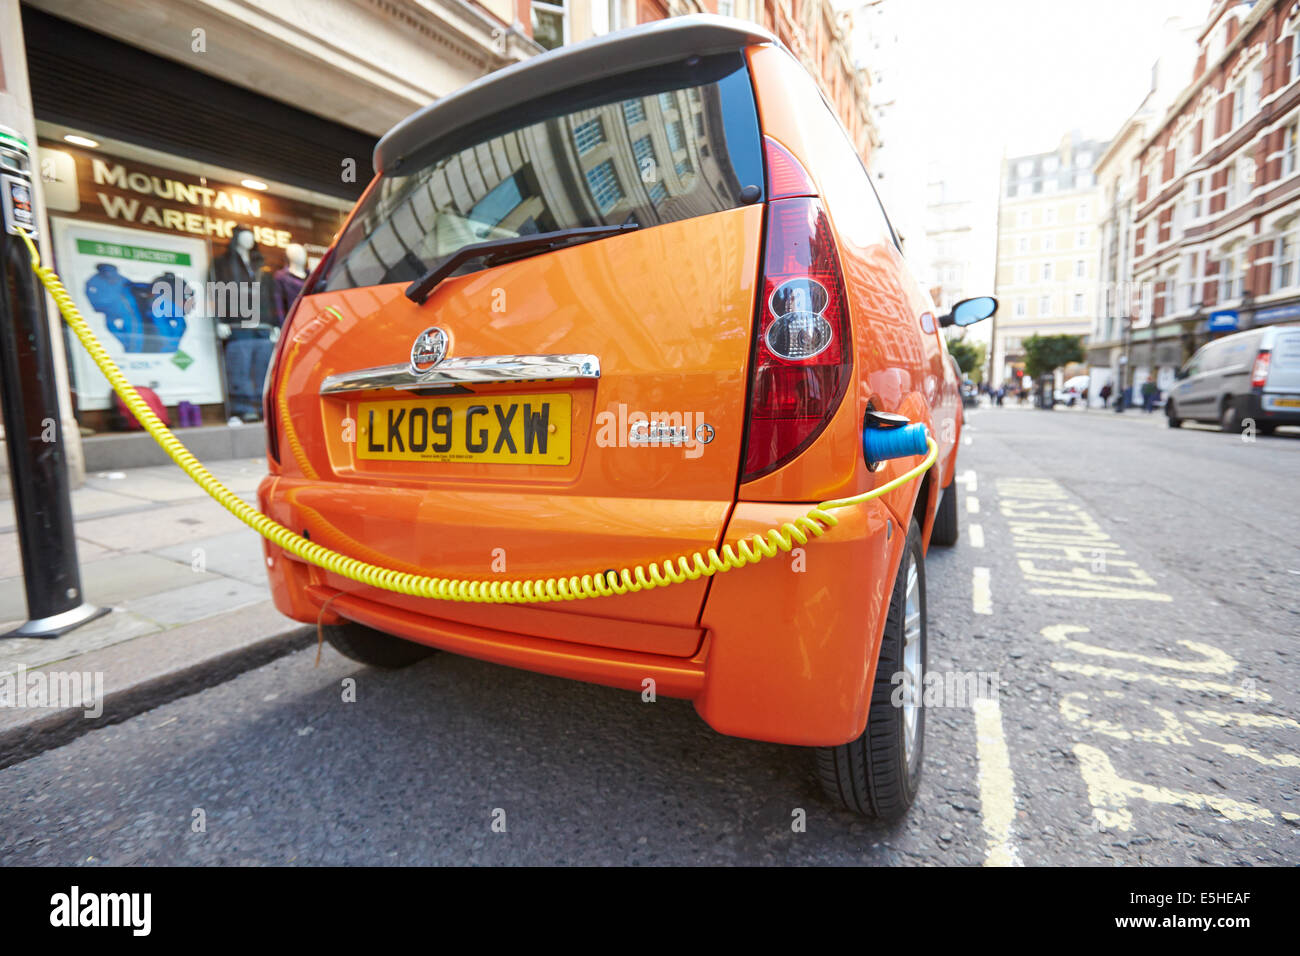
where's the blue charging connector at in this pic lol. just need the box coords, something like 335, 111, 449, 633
862, 418, 930, 468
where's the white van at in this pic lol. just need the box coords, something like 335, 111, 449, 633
1167, 322, 1300, 433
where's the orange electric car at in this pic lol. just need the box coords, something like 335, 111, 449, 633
259, 15, 994, 818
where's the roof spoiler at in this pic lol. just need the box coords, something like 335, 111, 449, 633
372, 14, 777, 176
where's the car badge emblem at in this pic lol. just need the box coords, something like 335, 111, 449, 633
410, 326, 448, 375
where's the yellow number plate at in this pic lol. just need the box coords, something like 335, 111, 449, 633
357, 393, 571, 464
1274, 397, 1300, 407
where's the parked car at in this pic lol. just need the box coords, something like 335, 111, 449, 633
259, 16, 994, 819
1167, 322, 1300, 433
1054, 374, 1088, 406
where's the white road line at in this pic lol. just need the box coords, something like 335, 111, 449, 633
969, 523, 985, 548
973, 698, 1023, 866
966, 495, 980, 514
972, 566, 992, 614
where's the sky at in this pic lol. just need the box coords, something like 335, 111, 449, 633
852, 0, 1214, 308
878, 0, 1213, 159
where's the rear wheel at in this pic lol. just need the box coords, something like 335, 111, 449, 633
930, 480, 959, 547
1166, 400, 1182, 428
1220, 398, 1241, 433
814, 519, 926, 819
322, 620, 438, 669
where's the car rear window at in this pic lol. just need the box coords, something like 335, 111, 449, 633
319, 53, 763, 293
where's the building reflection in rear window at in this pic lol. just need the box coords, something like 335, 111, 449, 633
319, 53, 763, 292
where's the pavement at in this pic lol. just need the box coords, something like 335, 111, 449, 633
0, 405, 1296, 864
0, 457, 311, 764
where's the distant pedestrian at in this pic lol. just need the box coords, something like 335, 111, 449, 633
1100, 383, 1113, 407
1141, 376, 1157, 413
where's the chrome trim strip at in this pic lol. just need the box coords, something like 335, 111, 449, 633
319, 354, 601, 395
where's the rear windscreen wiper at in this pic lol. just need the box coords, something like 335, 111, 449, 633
405, 223, 640, 304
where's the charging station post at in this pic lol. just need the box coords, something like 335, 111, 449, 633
0, 125, 107, 637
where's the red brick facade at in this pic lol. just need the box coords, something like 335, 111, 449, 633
1131, 0, 1300, 333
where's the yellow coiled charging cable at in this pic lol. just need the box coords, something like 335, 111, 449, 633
17, 228, 937, 604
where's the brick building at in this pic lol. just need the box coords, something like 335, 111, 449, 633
1128, 0, 1300, 394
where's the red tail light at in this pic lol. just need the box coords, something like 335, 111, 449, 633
764, 136, 816, 198
741, 197, 852, 482
1250, 350, 1270, 388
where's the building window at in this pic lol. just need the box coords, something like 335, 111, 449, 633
584, 159, 624, 213
1042, 262, 1053, 280
572, 118, 606, 155
1043, 156, 1059, 173
1076, 229, 1088, 248
1039, 294, 1051, 314
1076, 152, 1093, 168
1018, 210, 1031, 227
666, 119, 686, 152
1190, 176, 1205, 218
1015, 264, 1028, 283
1017, 237, 1029, 254
648, 181, 668, 205
1219, 248, 1244, 301
1044, 207, 1057, 225
1043, 178, 1058, 193
622, 99, 647, 125
531, 0, 567, 51
1225, 163, 1238, 207
674, 157, 694, 179
718, 0, 735, 15
1017, 159, 1034, 176
1014, 297, 1027, 317
1044, 235, 1055, 252
1247, 66, 1263, 117
1276, 229, 1299, 290
1074, 259, 1086, 278
1232, 80, 1245, 128
1072, 293, 1085, 314
1285, 122, 1299, 178
1292, 26, 1300, 83
1077, 200, 1090, 218
659, 92, 678, 113
1016, 183, 1032, 197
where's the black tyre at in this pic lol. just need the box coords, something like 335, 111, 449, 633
322, 620, 437, 669
1166, 400, 1182, 428
814, 519, 927, 819
930, 480, 959, 547
1220, 398, 1241, 433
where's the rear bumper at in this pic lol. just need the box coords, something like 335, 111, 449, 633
260, 475, 901, 746
1248, 392, 1300, 425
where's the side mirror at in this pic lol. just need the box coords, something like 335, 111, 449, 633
939, 296, 998, 328
1175, 367, 1189, 380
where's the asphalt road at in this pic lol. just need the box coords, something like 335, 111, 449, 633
1, 406, 1296, 865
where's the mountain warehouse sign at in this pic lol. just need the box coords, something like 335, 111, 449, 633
91, 158, 291, 247
40, 141, 346, 252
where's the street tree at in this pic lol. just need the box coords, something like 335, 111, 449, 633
1022, 334, 1085, 380
946, 337, 986, 383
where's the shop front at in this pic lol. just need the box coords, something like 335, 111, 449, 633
38, 138, 348, 431
22, 7, 370, 436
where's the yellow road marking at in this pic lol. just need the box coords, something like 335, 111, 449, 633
969, 523, 985, 548
966, 495, 981, 514
973, 698, 1022, 866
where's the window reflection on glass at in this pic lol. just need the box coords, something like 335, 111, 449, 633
318, 55, 764, 293
532, 3, 565, 51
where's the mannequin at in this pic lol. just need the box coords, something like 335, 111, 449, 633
211, 224, 273, 422
271, 242, 309, 327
